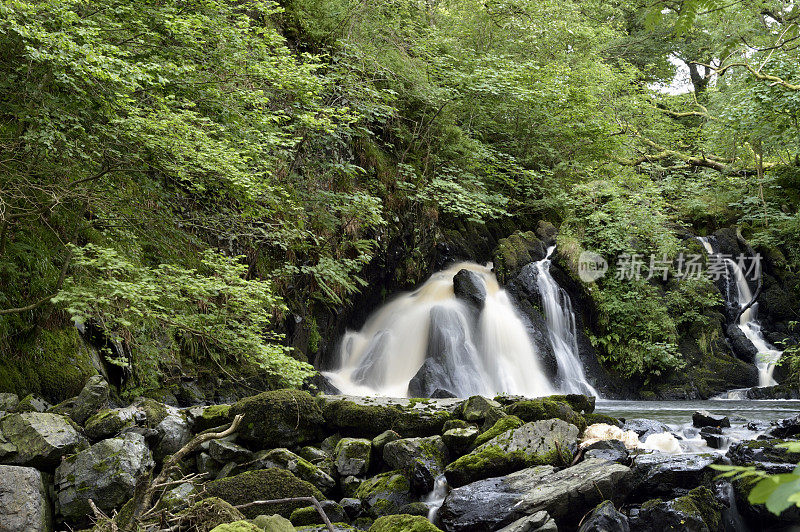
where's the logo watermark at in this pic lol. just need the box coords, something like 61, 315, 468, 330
578, 251, 608, 283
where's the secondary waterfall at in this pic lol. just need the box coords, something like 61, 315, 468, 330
324, 262, 555, 398
535, 246, 599, 396
698, 237, 780, 386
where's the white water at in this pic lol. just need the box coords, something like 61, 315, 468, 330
424, 476, 448, 522
535, 246, 599, 396
324, 262, 554, 397
698, 237, 780, 386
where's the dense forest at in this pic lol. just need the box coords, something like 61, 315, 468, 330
1, 0, 800, 530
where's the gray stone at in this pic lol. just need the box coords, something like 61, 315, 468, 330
335, 437, 372, 476
54, 433, 154, 519
298, 446, 329, 463
578, 500, 629, 532
339, 497, 363, 519
254, 448, 336, 494
154, 411, 191, 460
159, 482, 196, 513
70, 375, 109, 424
83, 406, 138, 440
453, 269, 487, 310
208, 439, 253, 463
461, 395, 502, 422
383, 436, 449, 493
727, 439, 800, 474
630, 487, 721, 532
355, 470, 413, 518
498, 511, 558, 532
372, 429, 401, 454
692, 411, 730, 429
629, 452, 721, 500
442, 426, 479, 454
584, 439, 629, 464
622, 418, 671, 442
0, 412, 87, 469
0, 394, 19, 413
196, 452, 221, 477
0, 465, 51, 532
16, 395, 51, 413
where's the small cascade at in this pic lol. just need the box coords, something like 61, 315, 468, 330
698, 237, 781, 386
535, 246, 599, 396
424, 475, 448, 523
324, 262, 555, 398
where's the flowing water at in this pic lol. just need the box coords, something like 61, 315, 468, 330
535, 246, 599, 396
698, 237, 781, 386
324, 262, 554, 397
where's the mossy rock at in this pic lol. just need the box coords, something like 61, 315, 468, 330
638, 486, 722, 532
471, 415, 523, 449
585, 413, 621, 427
546, 394, 595, 414
369, 514, 443, 532
83, 407, 136, 440
355, 470, 413, 518
322, 399, 401, 437
205, 468, 325, 518
191, 404, 233, 432
178, 497, 245, 532
0, 327, 100, 403
251, 514, 295, 531
209, 521, 260, 532
505, 398, 586, 431
233, 389, 324, 447
138, 398, 168, 427
494, 231, 546, 283
392, 408, 451, 437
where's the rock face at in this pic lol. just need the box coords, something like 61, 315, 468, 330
578, 500, 629, 532
0, 465, 51, 532
383, 436, 449, 493
583, 439, 630, 465
453, 269, 487, 310
727, 439, 800, 474
630, 487, 722, 532
154, 410, 191, 460
54, 432, 154, 519
0, 412, 87, 468
765, 414, 800, 438
445, 419, 578, 487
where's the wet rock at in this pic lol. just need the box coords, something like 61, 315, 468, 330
445, 419, 578, 487
453, 269, 487, 310
398, 501, 429, 516
70, 375, 110, 424
83, 406, 138, 440
341, 475, 363, 498
186, 404, 232, 433
335, 437, 372, 476
498, 511, 557, 532
745, 385, 800, 400
692, 411, 730, 429
159, 481, 196, 513
442, 426, 479, 455
0, 393, 19, 412
340, 497, 363, 519
208, 439, 253, 463
16, 394, 51, 413
764, 414, 800, 438
196, 451, 222, 477
506, 398, 585, 431
290, 500, 346, 526
384, 436, 448, 493
0, 412, 87, 468
355, 470, 413, 517
431, 389, 458, 399
578, 500, 629, 532
54, 432, 154, 520
726, 324, 759, 361
372, 430, 401, 454
629, 452, 721, 500
154, 411, 191, 460
583, 439, 630, 464
254, 448, 336, 494
699, 428, 726, 450
727, 439, 800, 474
321, 397, 400, 437
622, 419, 671, 441
205, 468, 324, 518
630, 486, 722, 532
460, 396, 502, 422
298, 445, 329, 463
746, 420, 771, 432
0, 465, 51, 532
232, 389, 323, 448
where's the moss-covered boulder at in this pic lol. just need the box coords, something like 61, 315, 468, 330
392, 408, 452, 437
634, 487, 722, 532
369, 514, 443, 532
0, 412, 87, 468
494, 231, 547, 283
0, 392, 19, 412
251, 514, 295, 531
445, 419, 578, 487
355, 470, 413, 518
372, 430, 401, 454
16, 394, 51, 413
232, 389, 324, 447
442, 426, 479, 455
205, 468, 325, 518
459, 396, 502, 422
505, 398, 586, 431
209, 522, 260, 532
335, 437, 372, 476
83, 406, 138, 440
471, 415, 524, 450
290, 500, 346, 526
584, 413, 621, 427
255, 448, 336, 494
179, 498, 245, 532
187, 404, 233, 433
0, 465, 52, 532
546, 394, 595, 414
322, 398, 401, 437
383, 436, 449, 492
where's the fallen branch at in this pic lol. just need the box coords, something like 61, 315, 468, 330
235, 497, 334, 532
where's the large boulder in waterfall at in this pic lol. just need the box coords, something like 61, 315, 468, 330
727, 439, 800, 474
630, 487, 722, 532
578, 500, 629, 532
440, 458, 630, 530
692, 410, 730, 428
726, 324, 759, 361
628, 452, 722, 501
408, 305, 486, 398
453, 269, 487, 310
0, 412, 87, 469
445, 419, 578, 487
205, 469, 324, 518
54, 432, 154, 521
383, 436, 449, 493
231, 389, 323, 447
355, 470, 414, 518
0, 465, 52, 532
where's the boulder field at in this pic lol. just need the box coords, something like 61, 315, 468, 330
0, 380, 798, 531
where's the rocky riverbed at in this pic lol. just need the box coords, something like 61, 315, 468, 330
0, 379, 798, 531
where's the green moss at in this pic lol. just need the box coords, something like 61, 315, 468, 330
392, 409, 451, 437
208, 522, 260, 532
584, 413, 621, 427
0, 327, 98, 403
472, 415, 523, 449
194, 404, 233, 432
177, 498, 245, 532
355, 471, 412, 517
506, 399, 585, 431
671, 487, 722, 530
138, 398, 167, 427
205, 468, 324, 519
369, 514, 443, 532
290, 506, 323, 526
84, 408, 134, 439
545, 394, 595, 414
323, 399, 401, 437
445, 445, 530, 487
233, 389, 323, 446
494, 231, 544, 283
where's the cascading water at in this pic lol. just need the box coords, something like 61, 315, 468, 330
324, 262, 555, 398
698, 237, 781, 386
535, 246, 599, 396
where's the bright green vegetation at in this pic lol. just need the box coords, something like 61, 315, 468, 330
1, 0, 799, 394
369, 514, 443, 532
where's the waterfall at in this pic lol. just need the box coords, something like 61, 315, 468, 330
698, 237, 780, 386
324, 262, 555, 398
535, 246, 599, 396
